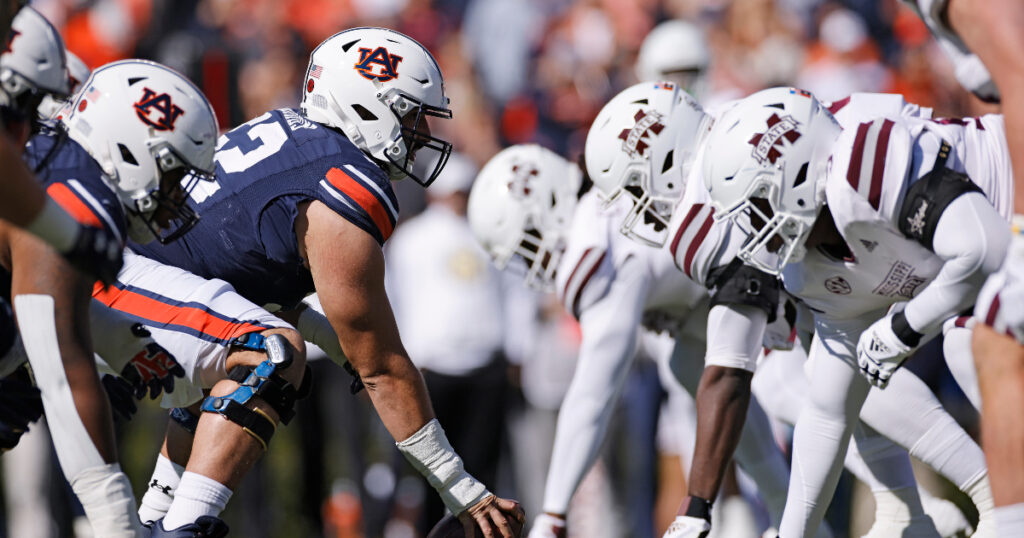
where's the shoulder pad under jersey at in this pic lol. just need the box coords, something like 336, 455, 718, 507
827, 117, 914, 230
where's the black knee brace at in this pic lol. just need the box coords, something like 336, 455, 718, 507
199, 333, 310, 449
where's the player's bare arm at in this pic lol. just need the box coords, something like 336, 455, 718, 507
298, 199, 524, 536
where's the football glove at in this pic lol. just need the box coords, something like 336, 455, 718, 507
663, 516, 711, 538
0, 364, 43, 451
64, 223, 124, 286
121, 324, 185, 400
856, 312, 918, 388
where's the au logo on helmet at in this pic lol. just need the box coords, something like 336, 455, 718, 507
134, 88, 185, 132
354, 47, 404, 82
748, 113, 800, 165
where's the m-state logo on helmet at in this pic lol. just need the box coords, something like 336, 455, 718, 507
62, 60, 219, 245
702, 87, 842, 275
585, 81, 711, 247
301, 27, 454, 187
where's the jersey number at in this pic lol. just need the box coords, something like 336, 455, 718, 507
216, 113, 288, 173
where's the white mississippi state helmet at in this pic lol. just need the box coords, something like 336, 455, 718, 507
468, 144, 581, 290
300, 27, 452, 187
62, 59, 219, 244
585, 81, 710, 247
0, 7, 68, 117
703, 87, 841, 275
39, 49, 89, 119
635, 20, 710, 97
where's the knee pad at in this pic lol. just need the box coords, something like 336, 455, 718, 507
199, 333, 310, 449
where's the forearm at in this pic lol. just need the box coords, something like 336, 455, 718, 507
688, 365, 753, 499
88, 300, 141, 372
904, 193, 1009, 334
359, 352, 435, 441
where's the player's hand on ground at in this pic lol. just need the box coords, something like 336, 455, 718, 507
64, 223, 123, 286
121, 324, 185, 399
459, 494, 525, 538
856, 314, 914, 388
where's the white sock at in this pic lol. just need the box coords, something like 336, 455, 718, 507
138, 454, 185, 524
69, 463, 146, 537
161, 472, 232, 529
995, 503, 1024, 535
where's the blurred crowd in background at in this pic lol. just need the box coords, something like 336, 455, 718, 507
0, 0, 992, 537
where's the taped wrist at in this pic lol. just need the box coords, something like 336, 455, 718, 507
396, 419, 489, 515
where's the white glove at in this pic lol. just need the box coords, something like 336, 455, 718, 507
663, 515, 711, 538
856, 313, 915, 388
528, 513, 566, 538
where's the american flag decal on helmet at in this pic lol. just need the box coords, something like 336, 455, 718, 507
309, 64, 323, 79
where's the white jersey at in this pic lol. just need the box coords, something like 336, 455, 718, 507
784, 112, 1011, 326
555, 191, 707, 330
901, 0, 999, 102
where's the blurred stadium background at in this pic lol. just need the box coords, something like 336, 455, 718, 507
0, 0, 992, 537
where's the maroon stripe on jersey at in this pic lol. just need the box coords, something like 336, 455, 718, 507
847, 122, 871, 190
954, 315, 971, 328
670, 204, 705, 260
684, 214, 715, 278
985, 294, 1002, 327
828, 96, 850, 114
572, 251, 607, 318
867, 119, 894, 209
562, 247, 595, 308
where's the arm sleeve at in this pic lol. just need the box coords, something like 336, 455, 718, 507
88, 299, 144, 372
704, 303, 768, 372
541, 260, 649, 514
903, 192, 1010, 334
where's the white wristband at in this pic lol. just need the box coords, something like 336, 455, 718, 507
396, 418, 490, 514
25, 196, 79, 252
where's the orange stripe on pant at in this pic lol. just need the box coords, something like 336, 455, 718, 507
93, 282, 266, 343
325, 167, 394, 240
47, 183, 103, 228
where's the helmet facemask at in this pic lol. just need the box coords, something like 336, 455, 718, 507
125, 142, 213, 244
718, 171, 817, 275
386, 90, 452, 187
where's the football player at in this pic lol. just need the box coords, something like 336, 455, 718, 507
1, 49, 219, 536
472, 141, 975, 537
701, 86, 1010, 537
110, 27, 521, 537
586, 83, 997, 538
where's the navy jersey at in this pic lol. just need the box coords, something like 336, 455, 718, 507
133, 108, 399, 310
24, 126, 127, 243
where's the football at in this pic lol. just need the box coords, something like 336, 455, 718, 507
425, 512, 524, 538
